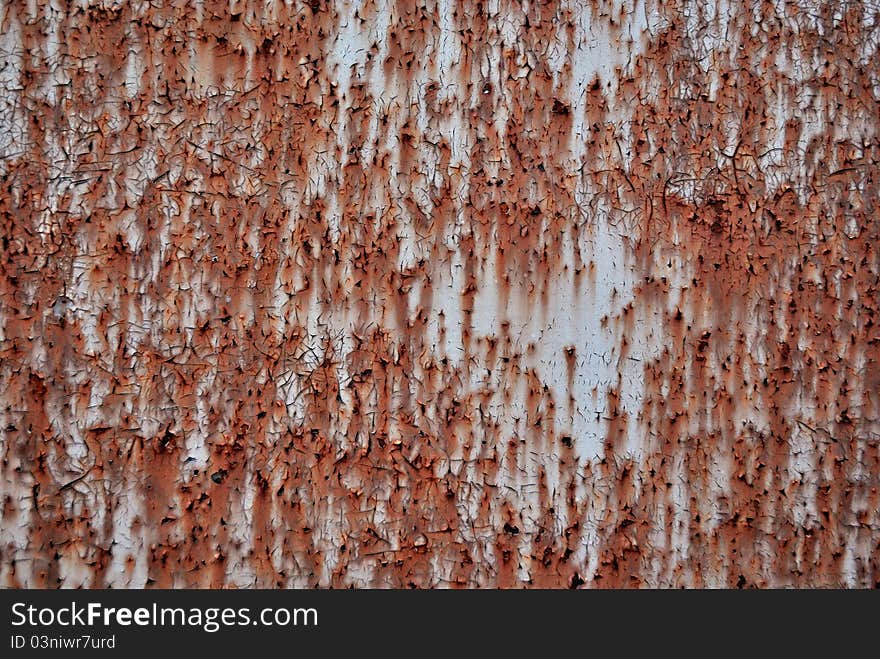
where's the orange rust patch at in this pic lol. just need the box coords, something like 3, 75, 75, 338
1, 0, 877, 588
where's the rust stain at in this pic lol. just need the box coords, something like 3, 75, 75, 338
1, 0, 878, 588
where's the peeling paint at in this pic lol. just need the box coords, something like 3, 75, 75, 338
1, 0, 878, 588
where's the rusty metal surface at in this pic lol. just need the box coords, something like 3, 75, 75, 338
1, 0, 878, 588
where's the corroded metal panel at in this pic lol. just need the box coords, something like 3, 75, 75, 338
1, 0, 877, 588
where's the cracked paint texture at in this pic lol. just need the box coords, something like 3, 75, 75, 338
1, 0, 878, 588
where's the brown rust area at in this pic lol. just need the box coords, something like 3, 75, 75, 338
1, 0, 878, 588
597, 1, 880, 586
